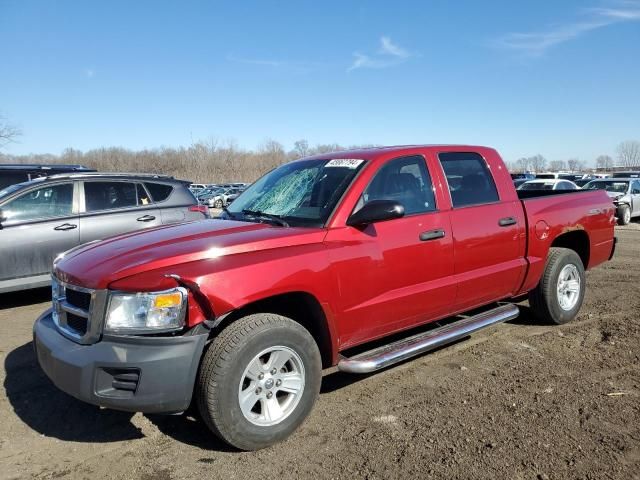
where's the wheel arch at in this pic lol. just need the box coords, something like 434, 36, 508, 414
211, 291, 336, 368
550, 230, 590, 268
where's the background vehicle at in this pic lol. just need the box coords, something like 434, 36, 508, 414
200, 186, 244, 208
517, 179, 579, 191
612, 171, 640, 179
510, 172, 535, 182
34, 145, 615, 451
583, 178, 640, 225
535, 172, 579, 181
0, 164, 95, 189
0, 173, 208, 293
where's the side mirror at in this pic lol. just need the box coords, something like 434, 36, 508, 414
347, 200, 405, 227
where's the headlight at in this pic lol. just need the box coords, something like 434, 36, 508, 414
104, 287, 187, 334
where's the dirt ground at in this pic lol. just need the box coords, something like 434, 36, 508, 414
1, 225, 639, 480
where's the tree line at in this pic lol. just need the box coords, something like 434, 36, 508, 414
0, 138, 376, 183
508, 140, 640, 173
1, 116, 639, 179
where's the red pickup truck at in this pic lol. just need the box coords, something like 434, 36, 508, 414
33, 145, 616, 450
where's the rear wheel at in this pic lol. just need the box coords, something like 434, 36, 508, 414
617, 204, 631, 225
196, 313, 321, 451
528, 247, 585, 325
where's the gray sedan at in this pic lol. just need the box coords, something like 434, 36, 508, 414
0, 173, 208, 293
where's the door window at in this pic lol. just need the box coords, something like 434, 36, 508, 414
357, 155, 436, 215
2, 183, 74, 222
632, 181, 640, 195
84, 182, 139, 212
438, 152, 499, 207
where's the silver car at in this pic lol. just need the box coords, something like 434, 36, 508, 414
0, 172, 208, 293
583, 178, 640, 225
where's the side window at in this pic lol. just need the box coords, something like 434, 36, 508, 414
358, 155, 436, 215
633, 181, 640, 194
137, 184, 151, 205
438, 152, 499, 208
84, 182, 138, 212
144, 182, 173, 202
2, 183, 74, 222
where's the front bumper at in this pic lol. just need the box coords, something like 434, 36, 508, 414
33, 309, 208, 413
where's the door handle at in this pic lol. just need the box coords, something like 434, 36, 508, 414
54, 223, 77, 231
498, 217, 517, 227
419, 229, 446, 241
137, 215, 156, 222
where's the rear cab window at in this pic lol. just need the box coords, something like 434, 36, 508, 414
438, 152, 499, 208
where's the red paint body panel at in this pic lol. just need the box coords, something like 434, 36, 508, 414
54, 145, 615, 365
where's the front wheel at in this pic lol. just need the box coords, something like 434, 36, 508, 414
528, 247, 586, 325
617, 204, 631, 225
196, 313, 322, 451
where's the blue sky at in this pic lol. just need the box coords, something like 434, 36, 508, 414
1, 0, 639, 164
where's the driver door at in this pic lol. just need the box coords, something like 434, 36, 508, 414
327, 155, 455, 347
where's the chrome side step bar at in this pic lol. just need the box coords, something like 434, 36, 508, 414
337, 304, 519, 374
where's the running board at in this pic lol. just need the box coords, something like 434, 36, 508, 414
337, 304, 519, 374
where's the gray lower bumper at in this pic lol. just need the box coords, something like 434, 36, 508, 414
33, 309, 208, 414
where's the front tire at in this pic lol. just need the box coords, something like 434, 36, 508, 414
528, 247, 586, 325
617, 204, 631, 225
196, 314, 322, 451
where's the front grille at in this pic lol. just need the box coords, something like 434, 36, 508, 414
66, 288, 92, 311
51, 276, 99, 343
66, 313, 88, 334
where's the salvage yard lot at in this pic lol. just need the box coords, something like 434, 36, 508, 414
1, 226, 639, 480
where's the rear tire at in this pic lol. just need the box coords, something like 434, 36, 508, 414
528, 247, 585, 325
196, 313, 322, 451
617, 204, 631, 225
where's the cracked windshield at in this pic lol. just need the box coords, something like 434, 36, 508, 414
226, 158, 366, 227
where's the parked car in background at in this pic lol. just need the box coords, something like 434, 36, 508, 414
200, 186, 244, 208
583, 178, 640, 225
574, 178, 592, 188
518, 179, 579, 191
0, 173, 209, 293
535, 172, 579, 181
0, 164, 95, 190
189, 183, 208, 194
612, 171, 640, 179
510, 172, 535, 182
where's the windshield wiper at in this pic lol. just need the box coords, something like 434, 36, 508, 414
242, 209, 290, 227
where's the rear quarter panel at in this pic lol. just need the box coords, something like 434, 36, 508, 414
517, 190, 615, 295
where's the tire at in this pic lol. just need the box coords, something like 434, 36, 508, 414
528, 247, 586, 325
214, 199, 223, 208
196, 313, 322, 451
617, 204, 631, 225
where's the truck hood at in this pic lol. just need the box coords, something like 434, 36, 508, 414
54, 219, 326, 289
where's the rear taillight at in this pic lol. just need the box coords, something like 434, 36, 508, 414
189, 205, 210, 217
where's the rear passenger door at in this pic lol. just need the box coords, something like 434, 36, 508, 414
438, 152, 523, 311
79, 180, 161, 243
631, 181, 640, 216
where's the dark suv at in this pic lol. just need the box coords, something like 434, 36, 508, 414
0, 164, 95, 189
0, 173, 208, 293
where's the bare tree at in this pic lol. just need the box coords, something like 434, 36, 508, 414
292, 139, 310, 159
528, 154, 547, 173
595, 155, 613, 170
549, 160, 566, 171
616, 140, 640, 168
0, 114, 21, 149
567, 158, 581, 172
515, 157, 529, 172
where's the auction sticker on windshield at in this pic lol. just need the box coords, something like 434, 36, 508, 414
325, 159, 364, 169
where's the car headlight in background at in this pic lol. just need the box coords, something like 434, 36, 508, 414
104, 287, 187, 334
